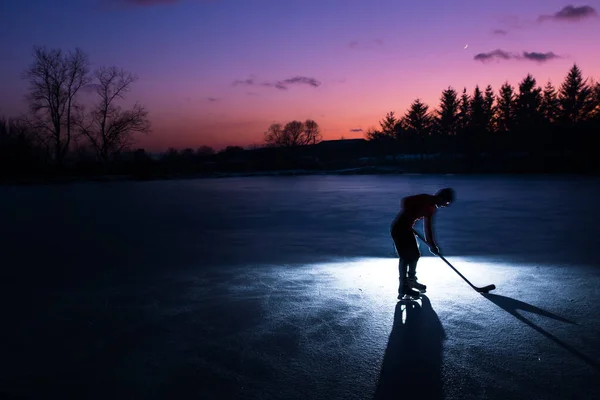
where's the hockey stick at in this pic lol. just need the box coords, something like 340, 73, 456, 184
412, 229, 496, 293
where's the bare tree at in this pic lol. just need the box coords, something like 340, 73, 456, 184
78, 66, 150, 163
303, 119, 322, 144
264, 123, 285, 147
264, 120, 322, 147
23, 46, 90, 166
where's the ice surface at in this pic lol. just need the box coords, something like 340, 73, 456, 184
0, 175, 599, 399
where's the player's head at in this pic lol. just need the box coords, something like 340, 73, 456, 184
435, 187, 455, 207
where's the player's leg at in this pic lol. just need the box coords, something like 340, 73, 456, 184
399, 257, 420, 299
406, 233, 426, 292
398, 258, 408, 297
394, 233, 420, 299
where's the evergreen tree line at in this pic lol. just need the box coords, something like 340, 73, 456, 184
366, 64, 600, 169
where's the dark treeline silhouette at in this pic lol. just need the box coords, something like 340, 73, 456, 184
2, 49, 600, 183
1, 46, 151, 183
365, 64, 600, 173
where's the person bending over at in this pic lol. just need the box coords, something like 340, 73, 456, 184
391, 188, 455, 299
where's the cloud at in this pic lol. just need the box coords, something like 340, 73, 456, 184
349, 38, 384, 50
538, 5, 598, 22
280, 76, 321, 88
233, 76, 321, 90
207, 97, 219, 102
491, 29, 508, 35
474, 49, 560, 63
474, 49, 514, 62
522, 51, 560, 62
233, 78, 255, 87
349, 128, 363, 133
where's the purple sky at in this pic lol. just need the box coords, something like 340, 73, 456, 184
1, 0, 599, 150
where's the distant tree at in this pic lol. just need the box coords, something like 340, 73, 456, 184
283, 120, 304, 145
457, 88, 470, 135
393, 119, 408, 138
133, 148, 150, 161
264, 123, 284, 146
77, 66, 150, 163
303, 119, 322, 145
181, 148, 195, 158
378, 111, 399, 139
514, 74, 543, 153
264, 120, 322, 147
0, 116, 42, 171
365, 127, 385, 141
196, 145, 215, 156
558, 64, 591, 125
540, 80, 560, 124
515, 74, 542, 128
165, 148, 179, 158
220, 145, 245, 155
589, 81, 600, 121
469, 85, 486, 133
22, 46, 90, 166
496, 82, 516, 133
403, 99, 432, 136
0, 116, 29, 139
483, 85, 496, 133
435, 87, 460, 136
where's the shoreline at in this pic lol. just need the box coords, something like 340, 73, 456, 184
2, 165, 598, 186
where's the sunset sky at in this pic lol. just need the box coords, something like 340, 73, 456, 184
1, 0, 599, 151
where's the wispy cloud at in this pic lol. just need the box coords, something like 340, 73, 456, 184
233, 76, 321, 90
349, 128, 363, 133
538, 5, 598, 22
522, 51, 560, 62
474, 49, 514, 62
491, 29, 508, 36
474, 49, 560, 63
233, 78, 255, 86
349, 38, 384, 50
207, 97, 219, 102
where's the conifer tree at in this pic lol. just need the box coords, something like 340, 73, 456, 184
483, 85, 496, 133
469, 85, 486, 133
403, 99, 432, 136
516, 74, 542, 128
436, 86, 460, 136
540, 80, 560, 124
457, 88, 470, 135
496, 82, 516, 133
559, 64, 591, 125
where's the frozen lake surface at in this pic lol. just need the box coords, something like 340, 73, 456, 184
1, 175, 599, 399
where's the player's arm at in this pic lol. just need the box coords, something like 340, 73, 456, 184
424, 212, 439, 254
424, 216, 436, 246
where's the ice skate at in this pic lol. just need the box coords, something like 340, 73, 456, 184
398, 285, 420, 301
407, 276, 426, 292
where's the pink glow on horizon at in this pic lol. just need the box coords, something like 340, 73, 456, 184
2, 0, 600, 152
138, 57, 600, 152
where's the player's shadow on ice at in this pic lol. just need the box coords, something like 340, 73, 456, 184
482, 293, 599, 371
373, 295, 446, 400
